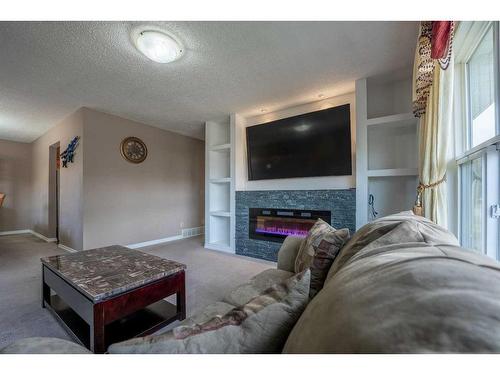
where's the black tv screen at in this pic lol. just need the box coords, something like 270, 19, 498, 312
246, 104, 352, 180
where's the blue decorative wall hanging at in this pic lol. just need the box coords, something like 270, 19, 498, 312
60, 136, 80, 168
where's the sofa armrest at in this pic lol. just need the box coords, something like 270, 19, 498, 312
0, 337, 91, 354
277, 236, 304, 273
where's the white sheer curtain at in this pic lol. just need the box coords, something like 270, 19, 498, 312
417, 58, 454, 227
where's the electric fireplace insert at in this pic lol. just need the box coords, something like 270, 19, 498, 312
249, 208, 331, 243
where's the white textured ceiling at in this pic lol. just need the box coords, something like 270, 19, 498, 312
0, 21, 418, 142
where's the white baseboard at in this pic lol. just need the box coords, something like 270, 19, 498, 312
58, 243, 77, 253
0, 229, 31, 236
30, 230, 57, 243
0, 229, 57, 243
127, 235, 183, 249
127, 226, 204, 249
205, 242, 234, 254
2, 226, 204, 252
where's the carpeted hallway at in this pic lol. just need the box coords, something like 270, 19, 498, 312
0, 234, 274, 349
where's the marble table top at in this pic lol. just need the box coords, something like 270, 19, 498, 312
41, 245, 186, 302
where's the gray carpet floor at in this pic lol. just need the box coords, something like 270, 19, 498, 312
0, 234, 274, 349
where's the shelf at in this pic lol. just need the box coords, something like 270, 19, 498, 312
209, 178, 230, 184
356, 73, 417, 230
367, 121, 418, 170
208, 148, 230, 180
366, 73, 412, 119
368, 175, 418, 220
209, 182, 230, 212
205, 116, 234, 254
366, 112, 415, 127
206, 215, 231, 252
206, 120, 230, 147
47, 294, 178, 351
367, 168, 418, 177
210, 211, 231, 217
210, 143, 231, 151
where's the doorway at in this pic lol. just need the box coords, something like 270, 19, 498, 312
48, 142, 60, 242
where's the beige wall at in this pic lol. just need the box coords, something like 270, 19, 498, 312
0, 139, 32, 231
2, 107, 204, 250
82, 108, 204, 249
31, 110, 84, 249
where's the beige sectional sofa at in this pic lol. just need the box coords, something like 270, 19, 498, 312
3, 211, 500, 353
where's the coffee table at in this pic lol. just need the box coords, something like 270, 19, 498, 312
41, 245, 186, 353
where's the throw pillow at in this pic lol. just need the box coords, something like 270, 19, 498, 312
108, 269, 310, 354
294, 219, 350, 297
308, 228, 350, 298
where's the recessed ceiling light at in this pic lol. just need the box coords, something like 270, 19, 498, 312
132, 29, 183, 64
260, 109, 267, 113
318, 94, 325, 98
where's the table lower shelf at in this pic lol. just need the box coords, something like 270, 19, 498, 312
47, 294, 178, 351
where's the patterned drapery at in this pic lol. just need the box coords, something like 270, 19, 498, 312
412, 21, 456, 227
412, 21, 455, 118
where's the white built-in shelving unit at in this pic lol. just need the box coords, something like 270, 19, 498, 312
205, 115, 236, 253
356, 70, 419, 229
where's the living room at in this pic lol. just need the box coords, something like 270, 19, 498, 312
1, 0, 500, 373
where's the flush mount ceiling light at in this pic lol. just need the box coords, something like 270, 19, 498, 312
132, 29, 183, 64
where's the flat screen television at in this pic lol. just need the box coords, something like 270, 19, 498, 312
246, 104, 352, 180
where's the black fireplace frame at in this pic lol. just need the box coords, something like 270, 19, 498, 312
248, 208, 331, 243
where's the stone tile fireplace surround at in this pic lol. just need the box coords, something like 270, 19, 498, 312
236, 189, 356, 261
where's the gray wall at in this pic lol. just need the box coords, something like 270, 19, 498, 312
235, 189, 356, 261
82, 108, 204, 249
0, 139, 32, 231
31, 109, 84, 249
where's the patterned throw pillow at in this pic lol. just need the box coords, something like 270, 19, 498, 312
108, 270, 310, 354
295, 219, 350, 298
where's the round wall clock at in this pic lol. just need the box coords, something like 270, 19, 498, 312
120, 137, 148, 164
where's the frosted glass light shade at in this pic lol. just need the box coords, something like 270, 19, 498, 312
134, 30, 183, 63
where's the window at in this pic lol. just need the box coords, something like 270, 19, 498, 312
455, 21, 500, 260
460, 156, 484, 252
467, 26, 496, 147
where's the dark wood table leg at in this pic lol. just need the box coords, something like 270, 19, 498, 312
176, 270, 186, 320
91, 304, 106, 353
42, 265, 51, 308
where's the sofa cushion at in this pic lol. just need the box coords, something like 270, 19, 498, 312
108, 270, 310, 354
223, 268, 294, 306
0, 337, 91, 354
277, 236, 304, 273
283, 215, 500, 353
325, 211, 459, 282
182, 301, 236, 326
